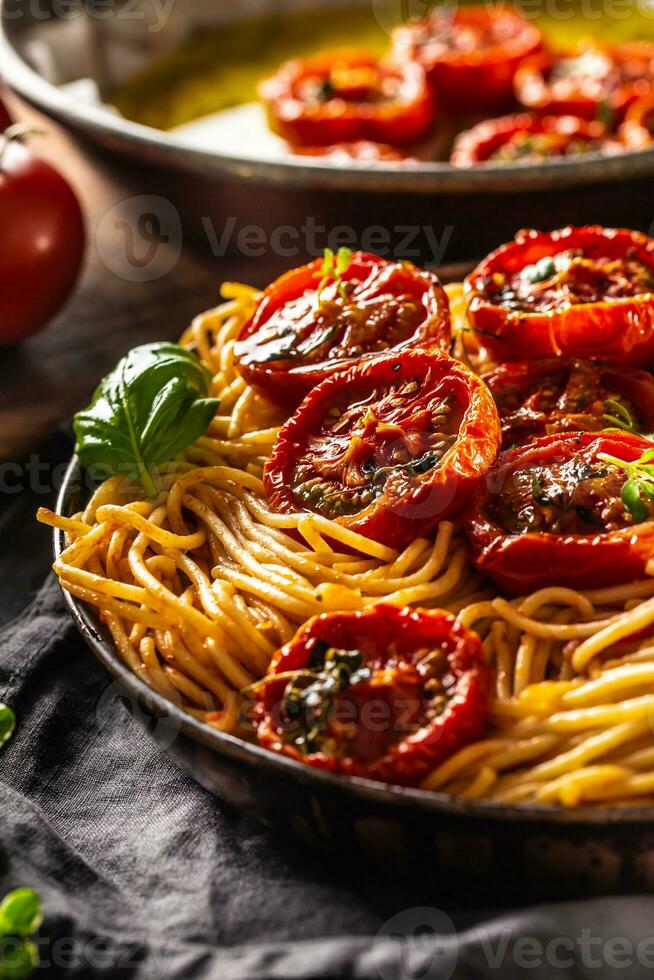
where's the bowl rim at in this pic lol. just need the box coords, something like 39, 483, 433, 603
4, 0, 654, 194
55, 454, 654, 826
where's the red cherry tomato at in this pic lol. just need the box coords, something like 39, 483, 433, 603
514, 42, 654, 123
264, 348, 501, 551
464, 431, 654, 594
483, 358, 654, 449
259, 49, 435, 147
450, 113, 620, 166
464, 226, 654, 366
0, 135, 84, 346
234, 251, 451, 407
254, 604, 491, 786
392, 4, 542, 114
619, 95, 654, 150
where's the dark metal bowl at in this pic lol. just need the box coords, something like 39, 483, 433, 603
55, 456, 654, 898
4, 0, 654, 266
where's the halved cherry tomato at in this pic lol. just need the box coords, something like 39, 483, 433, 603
234, 251, 451, 407
484, 358, 654, 449
392, 4, 542, 114
451, 113, 620, 166
619, 95, 654, 150
264, 348, 501, 550
464, 431, 654, 594
259, 49, 434, 147
464, 226, 654, 366
254, 604, 491, 786
293, 140, 408, 162
514, 42, 654, 123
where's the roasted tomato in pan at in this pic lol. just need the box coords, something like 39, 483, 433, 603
464, 431, 654, 594
254, 604, 491, 786
234, 250, 451, 407
619, 95, 654, 150
259, 49, 434, 147
450, 113, 619, 166
484, 358, 654, 450
392, 4, 542, 114
264, 348, 501, 550
464, 226, 654, 366
514, 42, 654, 123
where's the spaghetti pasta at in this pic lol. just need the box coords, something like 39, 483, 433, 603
39, 282, 654, 809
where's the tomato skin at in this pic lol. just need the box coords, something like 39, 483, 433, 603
483, 358, 654, 449
235, 251, 451, 407
255, 604, 491, 787
619, 96, 654, 150
264, 348, 501, 551
464, 431, 654, 595
0, 139, 84, 346
259, 49, 434, 147
464, 226, 654, 366
451, 113, 617, 166
393, 4, 542, 114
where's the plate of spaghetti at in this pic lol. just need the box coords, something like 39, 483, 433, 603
40, 226, 654, 894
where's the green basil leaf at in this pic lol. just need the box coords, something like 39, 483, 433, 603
0, 939, 38, 980
0, 706, 15, 749
621, 478, 649, 524
73, 344, 219, 498
0, 891, 41, 939
521, 256, 556, 284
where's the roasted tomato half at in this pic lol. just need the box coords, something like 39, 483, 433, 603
254, 604, 491, 786
234, 251, 451, 406
484, 358, 654, 450
264, 348, 501, 550
619, 95, 654, 150
464, 226, 654, 366
464, 431, 654, 594
451, 113, 619, 166
259, 49, 434, 147
392, 4, 542, 114
514, 42, 654, 123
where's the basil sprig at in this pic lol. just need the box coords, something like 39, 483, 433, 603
74, 343, 219, 498
0, 889, 41, 980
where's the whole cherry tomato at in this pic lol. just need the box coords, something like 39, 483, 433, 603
451, 113, 620, 166
393, 4, 543, 114
255, 604, 491, 786
483, 358, 654, 449
0, 131, 84, 345
464, 226, 654, 366
234, 250, 451, 407
264, 348, 501, 550
259, 49, 434, 147
464, 431, 654, 594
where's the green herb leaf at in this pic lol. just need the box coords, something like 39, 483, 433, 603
74, 344, 219, 498
0, 938, 38, 980
0, 891, 41, 940
0, 706, 15, 749
603, 399, 636, 434
621, 478, 649, 523
521, 256, 556, 284
317, 247, 353, 302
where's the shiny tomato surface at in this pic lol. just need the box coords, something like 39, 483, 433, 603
264, 348, 501, 550
464, 226, 654, 366
234, 251, 451, 406
393, 4, 542, 113
464, 431, 654, 594
514, 42, 654, 122
484, 358, 654, 449
255, 604, 491, 786
619, 95, 654, 149
451, 113, 619, 166
259, 49, 434, 147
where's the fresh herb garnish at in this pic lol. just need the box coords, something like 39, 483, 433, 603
74, 343, 219, 499
603, 399, 637, 434
598, 447, 654, 523
531, 473, 551, 506
0, 706, 15, 749
521, 256, 556, 284
317, 247, 353, 303
0, 889, 41, 980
